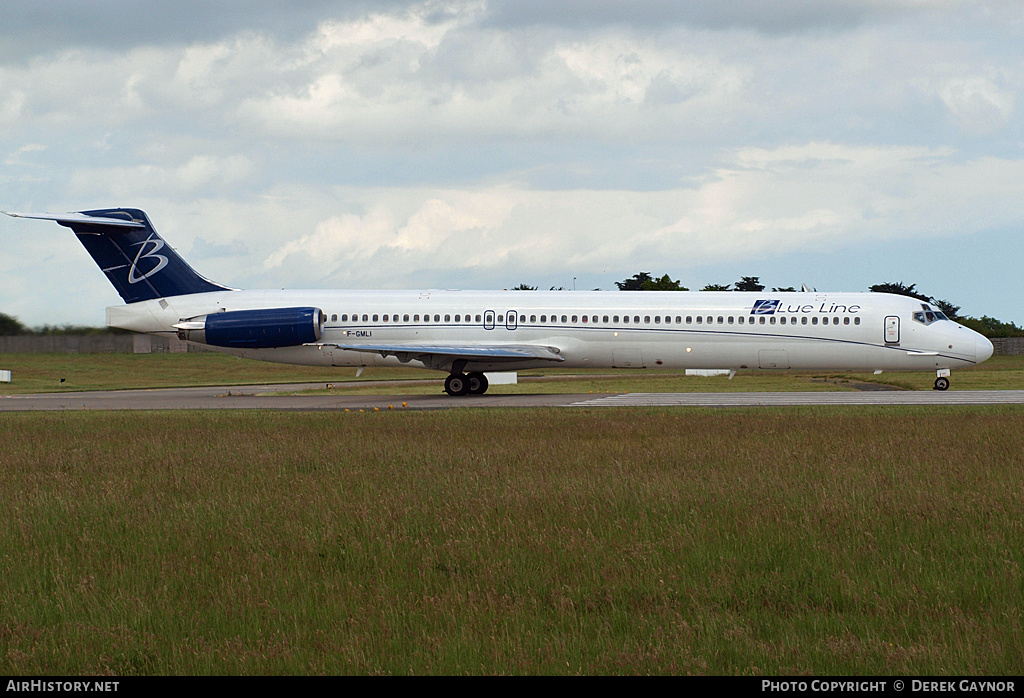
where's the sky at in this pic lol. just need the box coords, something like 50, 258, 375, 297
2, 0, 1023, 327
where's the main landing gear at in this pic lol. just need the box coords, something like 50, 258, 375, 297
444, 372, 489, 396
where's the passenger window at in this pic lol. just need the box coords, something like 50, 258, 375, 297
634, 316, 641, 324
645, 316, 651, 324
561, 315, 567, 323
603, 316, 609, 323
372, 314, 379, 322
341, 314, 347, 322
614, 315, 620, 322
855, 317, 861, 325
362, 314, 368, 322
769, 317, 776, 325
675, 316, 682, 324
738, 317, 744, 324
382, 315, 388, 322
696, 316, 702, 324
844, 317, 850, 325
759, 317, 765, 325
582, 316, 588, 323
718, 316, 724, 324
728, 316, 734, 324
572, 315, 578, 323
434, 314, 440, 322
624, 316, 630, 324
686, 316, 692, 324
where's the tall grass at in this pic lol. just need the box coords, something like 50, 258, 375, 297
1, 408, 1021, 674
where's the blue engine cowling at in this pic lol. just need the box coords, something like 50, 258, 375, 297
177, 307, 324, 348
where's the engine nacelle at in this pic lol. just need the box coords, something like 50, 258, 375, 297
175, 307, 324, 348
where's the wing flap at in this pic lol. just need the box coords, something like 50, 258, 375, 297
315, 342, 564, 363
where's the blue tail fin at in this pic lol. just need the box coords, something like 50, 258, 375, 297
7, 208, 231, 303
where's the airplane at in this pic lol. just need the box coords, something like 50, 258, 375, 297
5, 207, 994, 395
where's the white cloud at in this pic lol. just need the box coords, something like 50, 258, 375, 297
67, 155, 257, 198
2, 1, 1024, 326
227, 143, 1024, 295
938, 74, 1015, 134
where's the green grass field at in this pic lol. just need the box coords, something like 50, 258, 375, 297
1, 407, 1022, 675
1, 352, 1022, 394
1, 352, 1022, 674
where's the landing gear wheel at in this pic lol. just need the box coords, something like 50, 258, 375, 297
444, 373, 470, 396
934, 376, 950, 391
467, 372, 489, 395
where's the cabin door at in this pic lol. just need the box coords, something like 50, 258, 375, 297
884, 316, 900, 344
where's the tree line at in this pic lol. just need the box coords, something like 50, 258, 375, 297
0, 313, 129, 337
512, 274, 1024, 337
5, 276, 1023, 338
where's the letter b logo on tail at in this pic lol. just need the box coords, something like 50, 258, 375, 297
128, 234, 169, 284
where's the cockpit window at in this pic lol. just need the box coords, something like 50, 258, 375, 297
913, 306, 949, 326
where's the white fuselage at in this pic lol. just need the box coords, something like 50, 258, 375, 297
107, 289, 993, 375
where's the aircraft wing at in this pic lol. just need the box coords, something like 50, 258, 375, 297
315, 342, 564, 364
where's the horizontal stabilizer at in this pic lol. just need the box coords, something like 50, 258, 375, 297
4, 211, 146, 229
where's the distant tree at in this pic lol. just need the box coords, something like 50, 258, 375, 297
0, 312, 26, 336
772, 286, 798, 292
549, 286, 567, 291
644, 274, 688, 291
955, 316, 1024, 338
869, 282, 962, 319
932, 299, 961, 319
869, 282, 931, 303
511, 283, 538, 290
615, 272, 654, 290
733, 276, 765, 292
700, 283, 731, 291
615, 272, 687, 291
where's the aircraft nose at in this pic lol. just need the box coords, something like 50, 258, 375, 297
976, 334, 994, 364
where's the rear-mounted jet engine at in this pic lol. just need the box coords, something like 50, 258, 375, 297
175, 307, 324, 348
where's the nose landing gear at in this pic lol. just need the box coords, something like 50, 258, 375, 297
933, 369, 950, 391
